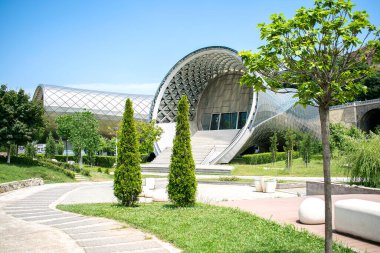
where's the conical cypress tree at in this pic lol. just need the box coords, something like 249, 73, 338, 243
114, 99, 142, 206
45, 132, 56, 159
168, 95, 197, 207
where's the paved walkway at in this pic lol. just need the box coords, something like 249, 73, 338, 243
217, 194, 380, 253
0, 183, 179, 253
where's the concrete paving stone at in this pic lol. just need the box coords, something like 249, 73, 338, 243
22, 213, 76, 222
5, 209, 53, 215
63, 223, 123, 235
54, 219, 109, 229
12, 211, 60, 218
77, 235, 146, 247
84, 240, 163, 253
39, 216, 85, 225
121, 249, 170, 253
69, 229, 144, 240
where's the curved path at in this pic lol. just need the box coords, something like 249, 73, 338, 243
0, 183, 179, 253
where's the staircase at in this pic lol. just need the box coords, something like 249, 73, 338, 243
151, 130, 239, 165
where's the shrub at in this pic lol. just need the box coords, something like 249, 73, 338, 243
168, 96, 197, 207
114, 98, 142, 206
105, 168, 110, 174
344, 134, 380, 188
57, 138, 64, 155
97, 167, 102, 173
219, 176, 240, 182
95, 156, 115, 168
37, 160, 75, 179
242, 152, 300, 165
45, 132, 56, 158
81, 168, 91, 177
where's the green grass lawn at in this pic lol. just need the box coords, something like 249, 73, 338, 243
58, 203, 354, 253
232, 156, 347, 177
0, 163, 75, 184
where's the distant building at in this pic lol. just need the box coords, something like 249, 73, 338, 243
33, 46, 320, 164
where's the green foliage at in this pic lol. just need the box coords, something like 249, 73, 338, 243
25, 142, 36, 159
299, 133, 318, 167
269, 132, 278, 164
105, 168, 110, 174
136, 120, 163, 154
81, 168, 91, 177
56, 112, 101, 168
45, 132, 56, 159
95, 156, 115, 168
0, 85, 45, 163
344, 134, 380, 188
330, 123, 366, 153
356, 71, 380, 100
54, 155, 116, 168
114, 99, 142, 206
97, 167, 102, 173
57, 138, 64, 155
98, 136, 116, 155
242, 152, 300, 165
284, 129, 297, 170
168, 96, 197, 207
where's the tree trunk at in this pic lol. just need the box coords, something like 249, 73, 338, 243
65, 140, 68, 162
7, 145, 11, 164
319, 105, 333, 253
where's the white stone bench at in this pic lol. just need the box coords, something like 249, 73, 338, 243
335, 199, 380, 243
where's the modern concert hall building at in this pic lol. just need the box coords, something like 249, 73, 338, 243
33, 46, 320, 165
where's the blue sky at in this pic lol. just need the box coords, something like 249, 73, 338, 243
1, 0, 379, 96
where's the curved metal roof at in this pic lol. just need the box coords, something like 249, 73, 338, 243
150, 46, 245, 123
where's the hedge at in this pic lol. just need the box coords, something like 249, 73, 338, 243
242, 151, 300, 165
55, 154, 149, 168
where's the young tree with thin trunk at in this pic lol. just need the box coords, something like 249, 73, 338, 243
269, 132, 278, 165
114, 99, 142, 206
168, 95, 197, 207
56, 114, 72, 162
239, 1, 379, 251
283, 129, 297, 170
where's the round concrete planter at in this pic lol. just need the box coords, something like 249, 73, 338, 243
264, 179, 277, 193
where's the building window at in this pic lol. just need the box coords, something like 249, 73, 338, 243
238, 112, 247, 129
201, 113, 211, 130
210, 114, 220, 130
220, 113, 232, 129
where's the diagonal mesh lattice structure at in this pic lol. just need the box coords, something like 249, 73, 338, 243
151, 46, 245, 123
33, 85, 153, 136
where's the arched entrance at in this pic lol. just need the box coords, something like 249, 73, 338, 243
360, 108, 380, 133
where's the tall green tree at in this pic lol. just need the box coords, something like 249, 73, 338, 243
0, 85, 45, 163
25, 142, 36, 159
168, 96, 197, 207
69, 111, 100, 168
57, 138, 64, 155
45, 132, 56, 158
136, 120, 163, 155
269, 132, 278, 165
56, 114, 72, 161
239, 0, 379, 251
114, 99, 142, 206
283, 129, 297, 170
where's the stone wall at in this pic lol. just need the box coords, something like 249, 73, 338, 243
0, 178, 44, 193
306, 181, 380, 195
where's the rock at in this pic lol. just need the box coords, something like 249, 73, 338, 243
298, 197, 325, 224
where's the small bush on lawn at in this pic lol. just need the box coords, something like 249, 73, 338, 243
97, 167, 102, 173
81, 168, 91, 177
105, 168, 110, 174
